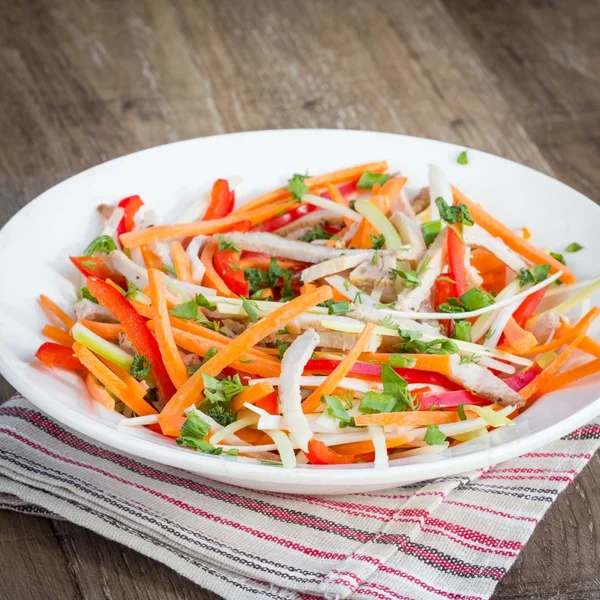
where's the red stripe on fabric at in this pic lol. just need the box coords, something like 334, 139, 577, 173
489, 468, 579, 475
480, 474, 575, 483
443, 500, 538, 524
523, 452, 592, 459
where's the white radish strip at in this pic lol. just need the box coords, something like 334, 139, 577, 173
369, 426, 389, 468
579, 298, 592, 321
315, 427, 414, 447
118, 415, 160, 427
349, 305, 442, 336
325, 275, 375, 307
249, 376, 383, 394
302, 194, 362, 221
380, 272, 562, 320
471, 280, 522, 342
484, 301, 521, 348
428, 165, 452, 222
263, 429, 297, 468
102, 206, 125, 244
186, 407, 250, 447
296, 452, 309, 465
370, 287, 384, 303
389, 443, 449, 460
477, 357, 515, 375
214, 443, 279, 454
209, 412, 259, 445
186, 235, 208, 284
544, 278, 600, 298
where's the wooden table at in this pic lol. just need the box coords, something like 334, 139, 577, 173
1, 1, 599, 598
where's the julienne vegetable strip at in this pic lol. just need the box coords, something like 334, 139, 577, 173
86, 277, 176, 400
33, 161, 600, 468
148, 268, 189, 389
301, 323, 376, 414
452, 186, 576, 284
159, 285, 333, 426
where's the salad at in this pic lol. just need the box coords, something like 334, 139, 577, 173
35, 160, 600, 468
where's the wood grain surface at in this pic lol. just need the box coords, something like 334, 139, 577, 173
1, 0, 599, 598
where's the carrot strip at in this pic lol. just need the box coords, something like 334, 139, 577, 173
358, 353, 452, 376
555, 322, 600, 358
96, 355, 148, 400
230, 381, 275, 412
235, 428, 264, 444
325, 182, 348, 207
333, 434, 414, 456
130, 301, 154, 319
452, 186, 576, 284
470, 249, 505, 275
520, 307, 600, 400
148, 268, 188, 389
200, 240, 236, 298
302, 323, 376, 414
85, 372, 115, 410
120, 200, 297, 248
152, 326, 281, 378
379, 177, 408, 216
539, 358, 600, 396
77, 320, 123, 342
159, 285, 333, 422
73, 343, 157, 416
158, 415, 186, 438
140, 245, 163, 270
354, 410, 454, 427
349, 218, 376, 249
502, 318, 538, 354
42, 325, 72, 347
170, 241, 193, 282
232, 161, 388, 215
39, 295, 75, 329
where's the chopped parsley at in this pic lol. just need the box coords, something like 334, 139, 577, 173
457, 150, 469, 165
129, 354, 151, 379
276, 340, 290, 359
457, 404, 467, 421
288, 173, 309, 200
435, 197, 474, 228
79, 286, 99, 304
565, 242, 583, 253
370, 234, 386, 250
358, 391, 397, 415
323, 395, 354, 427
421, 220, 442, 247
453, 321, 472, 343
357, 171, 390, 189
424, 424, 446, 445
299, 226, 333, 243
388, 355, 417, 369
196, 294, 217, 311
125, 281, 142, 299
207, 404, 237, 427
398, 329, 458, 355
459, 352, 480, 365
549, 251, 566, 265
217, 236, 240, 252
484, 327, 495, 340
319, 299, 350, 315
460, 288, 495, 311
517, 264, 551, 287
83, 235, 117, 256
391, 256, 431, 289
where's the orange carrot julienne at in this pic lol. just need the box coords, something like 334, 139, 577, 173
556, 322, 600, 358
232, 161, 388, 215
301, 283, 317, 295
130, 301, 154, 319
39, 295, 75, 329
77, 320, 124, 342
140, 245, 163, 270
170, 241, 193, 282
302, 323, 376, 414
96, 354, 148, 400
333, 434, 414, 456
200, 240, 236, 298
120, 200, 297, 248
452, 186, 576, 284
236, 427, 264, 445
539, 357, 600, 395
149, 325, 281, 378
148, 268, 188, 389
520, 307, 600, 400
349, 218, 375, 250
353, 410, 454, 427
230, 381, 276, 413
379, 176, 408, 216
502, 318, 538, 354
159, 285, 333, 422
358, 353, 453, 376
42, 324, 72, 347
325, 182, 348, 207
74, 343, 157, 416
85, 372, 115, 410
159, 415, 186, 438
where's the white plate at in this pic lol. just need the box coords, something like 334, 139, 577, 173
1, 130, 599, 495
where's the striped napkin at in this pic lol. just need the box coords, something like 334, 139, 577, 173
1, 394, 598, 600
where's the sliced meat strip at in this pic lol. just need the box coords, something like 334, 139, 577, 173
462, 224, 528, 273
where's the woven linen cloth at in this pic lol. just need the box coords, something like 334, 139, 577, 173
1, 395, 599, 600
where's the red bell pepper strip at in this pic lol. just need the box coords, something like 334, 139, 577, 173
305, 439, 360, 465
86, 277, 176, 400
447, 228, 469, 297
303, 359, 460, 389
321, 179, 358, 200
212, 249, 249, 297
418, 389, 490, 410
117, 195, 144, 235
252, 203, 319, 233
69, 256, 127, 289
254, 391, 279, 415
504, 364, 542, 391
35, 342, 83, 371
204, 179, 235, 220
434, 274, 457, 336
223, 219, 252, 233
512, 288, 547, 328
